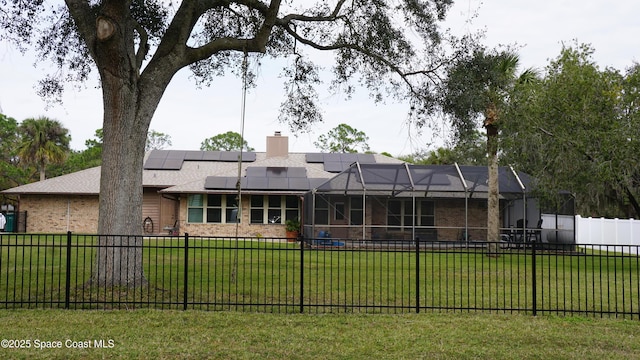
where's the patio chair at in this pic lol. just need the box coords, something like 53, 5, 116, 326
515, 219, 528, 243
530, 218, 543, 242
163, 220, 179, 235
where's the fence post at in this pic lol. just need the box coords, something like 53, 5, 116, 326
415, 237, 420, 313
299, 235, 305, 313
183, 233, 189, 311
531, 238, 537, 317
65, 231, 72, 309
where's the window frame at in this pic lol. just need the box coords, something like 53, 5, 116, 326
187, 193, 241, 224
386, 199, 434, 230
250, 195, 300, 224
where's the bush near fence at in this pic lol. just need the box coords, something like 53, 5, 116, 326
0, 232, 638, 319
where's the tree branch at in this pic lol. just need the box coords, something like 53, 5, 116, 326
279, 22, 441, 98
252, 0, 281, 52
64, 0, 98, 59
184, 0, 281, 62
132, 18, 149, 70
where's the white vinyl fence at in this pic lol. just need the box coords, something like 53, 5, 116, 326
575, 215, 640, 254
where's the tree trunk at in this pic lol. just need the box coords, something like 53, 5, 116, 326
88, 2, 155, 286
92, 68, 150, 287
486, 122, 500, 255
624, 187, 640, 218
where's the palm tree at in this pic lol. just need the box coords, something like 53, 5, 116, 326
17, 117, 71, 181
442, 49, 538, 253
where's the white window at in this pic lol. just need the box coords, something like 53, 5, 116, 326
250, 195, 299, 224
187, 194, 239, 224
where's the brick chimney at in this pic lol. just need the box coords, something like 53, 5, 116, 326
266, 131, 289, 158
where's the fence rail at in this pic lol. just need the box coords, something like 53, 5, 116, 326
0, 232, 638, 319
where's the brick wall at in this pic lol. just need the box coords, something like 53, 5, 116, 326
435, 198, 488, 241
16, 194, 493, 241
20, 195, 99, 233
177, 197, 288, 238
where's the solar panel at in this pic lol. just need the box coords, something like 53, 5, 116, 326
184, 151, 205, 161
148, 150, 170, 159
246, 167, 267, 177
166, 150, 186, 159
324, 162, 345, 173
143, 158, 166, 170
220, 151, 241, 162
216, 151, 257, 162
247, 177, 269, 189
204, 177, 232, 189
323, 153, 341, 163
268, 177, 289, 189
241, 152, 257, 162
289, 178, 312, 190
287, 167, 307, 178
340, 153, 358, 163
201, 151, 221, 161
163, 159, 184, 170
305, 153, 324, 163
266, 167, 287, 177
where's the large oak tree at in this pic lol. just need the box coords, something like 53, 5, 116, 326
502, 44, 640, 218
2, 0, 471, 285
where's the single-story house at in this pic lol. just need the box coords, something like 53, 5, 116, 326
2, 132, 558, 241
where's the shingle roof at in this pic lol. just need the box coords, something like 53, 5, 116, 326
1, 166, 101, 195
1, 151, 404, 195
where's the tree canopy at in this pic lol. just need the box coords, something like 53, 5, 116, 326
1, 0, 467, 231
0, 114, 24, 203
1, 1, 471, 285
17, 117, 71, 181
48, 128, 104, 177
502, 44, 640, 218
200, 131, 254, 151
146, 129, 172, 151
399, 130, 486, 165
314, 123, 370, 153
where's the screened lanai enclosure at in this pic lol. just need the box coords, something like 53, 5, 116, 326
302, 163, 575, 246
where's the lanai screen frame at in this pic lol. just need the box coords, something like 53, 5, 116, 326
303, 162, 535, 243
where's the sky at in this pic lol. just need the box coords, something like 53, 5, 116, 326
0, 0, 639, 155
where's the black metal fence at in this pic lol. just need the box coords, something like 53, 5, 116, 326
0, 232, 638, 319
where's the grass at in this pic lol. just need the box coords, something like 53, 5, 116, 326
1, 234, 639, 316
0, 309, 639, 359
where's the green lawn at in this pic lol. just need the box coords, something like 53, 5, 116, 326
1, 309, 639, 359
1, 235, 639, 317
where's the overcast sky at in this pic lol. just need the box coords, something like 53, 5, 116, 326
1, 0, 638, 155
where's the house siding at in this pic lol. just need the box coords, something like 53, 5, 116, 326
142, 189, 179, 234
